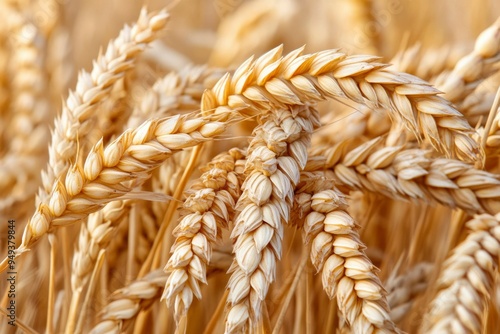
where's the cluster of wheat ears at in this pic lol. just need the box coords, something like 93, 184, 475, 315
1, 1, 500, 333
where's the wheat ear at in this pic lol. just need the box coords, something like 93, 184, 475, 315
225, 105, 319, 333
163, 149, 243, 321
435, 17, 500, 105
312, 137, 500, 214
71, 66, 217, 295
386, 263, 433, 323
40, 8, 170, 200
89, 269, 168, 334
65, 200, 132, 333
128, 66, 225, 128
299, 186, 398, 333
0, 113, 235, 274
202, 45, 481, 162
390, 44, 467, 82
90, 251, 233, 334
423, 213, 500, 333
71, 201, 131, 293
0, 19, 51, 200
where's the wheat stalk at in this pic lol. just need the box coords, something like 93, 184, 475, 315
423, 213, 500, 333
202, 45, 481, 162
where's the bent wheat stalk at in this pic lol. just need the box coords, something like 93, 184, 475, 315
202, 45, 481, 162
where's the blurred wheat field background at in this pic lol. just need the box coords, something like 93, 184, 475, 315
1, 0, 500, 333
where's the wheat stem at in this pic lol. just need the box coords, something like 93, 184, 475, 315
47, 234, 56, 334
272, 249, 308, 334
